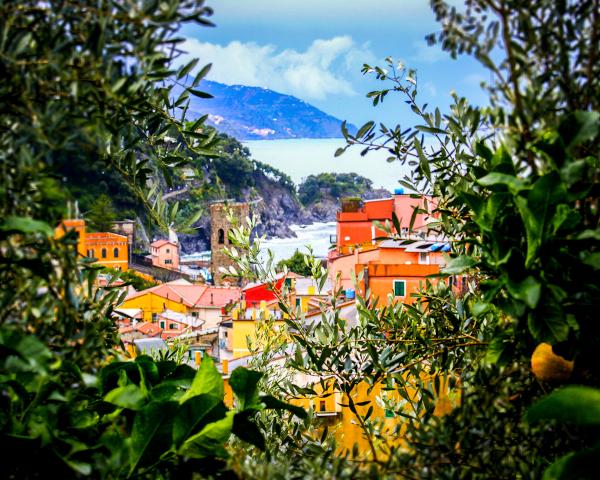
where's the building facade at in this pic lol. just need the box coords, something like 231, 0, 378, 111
86, 232, 129, 270
335, 190, 435, 255
149, 239, 179, 270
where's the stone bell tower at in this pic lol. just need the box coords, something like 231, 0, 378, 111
210, 202, 249, 285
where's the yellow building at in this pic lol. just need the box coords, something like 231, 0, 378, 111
120, 279, 241, 325
218, 296, 458, 457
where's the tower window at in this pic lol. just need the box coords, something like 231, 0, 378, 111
101, 248, 107, 259
218, 228, 225, 244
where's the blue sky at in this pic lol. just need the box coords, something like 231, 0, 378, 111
179, 0, 489, 126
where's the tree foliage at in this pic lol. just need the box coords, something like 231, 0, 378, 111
276, 249, 314, 277
86, 194, 117, 232
298, 172, 373, 206
0, 1, 303, 477
223, 0, 600, 478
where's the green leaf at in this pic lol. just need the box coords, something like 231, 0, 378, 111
192, 63, 212, 86
526, 386, 600, 425
415, 125, 447, 135
177, 58, 199, 79
478, 173, 527, 193
172, 394, 227, 447
578, 229, 600, 240
179, 355, 223, 403
413, 137, 430, 179
515, 173, 565, 267
260, 394, 307, 419
528, 311, 570, 344
229, 367, 263, 410
485, 336, 510, 365
442, 255, 478, 274
187, 88, 213, 99
129, 401, 178, 473
507, 276, 541, 309
558, 111, 599, 150
232, 411, 265, 450
356, 121, 375, 138
542, 447, 600, 480
104, 384, 146, 410
391, 211, 402, 235
179, 411, 234, 459
0, 217, 53, 236
582, 252, 600, 270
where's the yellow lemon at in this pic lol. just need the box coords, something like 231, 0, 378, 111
531, 343, 574, 383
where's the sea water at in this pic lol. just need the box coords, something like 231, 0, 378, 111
244, 138, 411, 192
259, 221, 336, 263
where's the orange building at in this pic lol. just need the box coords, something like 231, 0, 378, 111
335, 190, 435, 255
86, 232, 129, 270
55, 219, 129, 270
54, 219, 87, 257
354, 239, 448, 306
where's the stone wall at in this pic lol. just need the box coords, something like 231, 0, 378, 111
210, 202, 249, 285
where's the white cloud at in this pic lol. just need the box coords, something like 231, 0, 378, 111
176, 36, 374, 100
463, 73, 488, 87
422, 81, 437, 97
410, 40, 448, 64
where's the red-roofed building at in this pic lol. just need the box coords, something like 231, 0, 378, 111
119, 279, 241, 329
242, 272, 302, 304
149, 239, 179, 270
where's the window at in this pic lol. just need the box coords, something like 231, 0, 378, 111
101, 248, 107, 258
295, 298, 301, 308
159, 321, 165, 329
419, 252, 429, 264
166, 248, 170, 253
218, 228, 225, 244
113, 247, 119, 258
165, 259, 172, 264
319, 400, 326, 412
87, 249, 94, 258
152, 313, 158, 321
393, 280, 406, 297
284, 278, 292, 288
169, 323, 177, 330
191, 312, 198, 317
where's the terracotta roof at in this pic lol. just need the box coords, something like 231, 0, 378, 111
151, 239, 178, 248
136, 322, 163, 337
123, 279, 240, 308
196, 285, 241, 307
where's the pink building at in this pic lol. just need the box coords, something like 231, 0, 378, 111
150, 239, 179, 270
